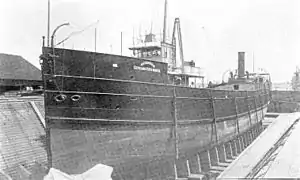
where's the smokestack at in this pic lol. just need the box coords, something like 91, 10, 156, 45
238, 52, 245, 78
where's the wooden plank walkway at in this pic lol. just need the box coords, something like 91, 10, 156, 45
264, 117, 300, 178
0, 101, 46, 179
217, 112, 300, 179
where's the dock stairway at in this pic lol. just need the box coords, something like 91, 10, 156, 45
173, 123, 263, 180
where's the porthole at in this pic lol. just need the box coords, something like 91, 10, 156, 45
54, 94, 67, 102
71, 95, 81, 102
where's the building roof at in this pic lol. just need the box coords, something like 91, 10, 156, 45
0, 53, 41, 81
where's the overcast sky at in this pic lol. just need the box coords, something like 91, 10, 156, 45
0, 0, 299, 83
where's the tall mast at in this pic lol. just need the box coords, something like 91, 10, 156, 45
47, 0, 50, 47
121, 32, 123, 55
94, 28, 97, 52
132, 27, 135, 47
162, 0, 167, 43
252, 51, 255, 73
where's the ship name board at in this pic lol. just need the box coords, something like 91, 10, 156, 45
141, 61, 155, 68
133, 65, 161, 73
133, 61, 161, 73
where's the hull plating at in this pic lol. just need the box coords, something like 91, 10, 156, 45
40, 47, 270, 179
48, 106, 267, 179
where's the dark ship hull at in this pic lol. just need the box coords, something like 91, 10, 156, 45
41, 47, 270, 179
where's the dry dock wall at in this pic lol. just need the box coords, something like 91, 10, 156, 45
218, 113, 300, 179
0, 99, 46, 179
268, 91, 300, 113
271, 90, 300, 102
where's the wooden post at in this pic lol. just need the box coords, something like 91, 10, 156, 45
215, 146, 220, 164
228, 141, 234, 158
42, 44, 52, 170
172, 87, 179, 160
210, 90, 218, 143
240, 136, 245, 150
233, 97, 239, 134
245, 91, 252, 126
207, 150, 212, 168
279, 101, 282, 112
197, 153, 202, 173
173, 163, 178, 179
172, 87, 179, 179
186, 160, 191, 176
222, 144, 228, 161
45, 118, 52, 169
234, 140, 238, 155
253, 95, 259, 123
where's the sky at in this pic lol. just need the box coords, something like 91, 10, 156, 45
0, 0, 300, 83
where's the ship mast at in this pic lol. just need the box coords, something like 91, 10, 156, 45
252, 51, 255, 73
47, 0, 50, 47
162, 0, 167, 43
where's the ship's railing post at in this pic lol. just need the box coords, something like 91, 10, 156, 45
210, 90, 218, 143
233, 97, 240, 134
245, 91, 252, 126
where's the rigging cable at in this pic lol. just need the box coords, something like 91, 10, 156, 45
51, 20, 100, 96
56, 20, 100, 46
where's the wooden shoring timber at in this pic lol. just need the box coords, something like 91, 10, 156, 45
45, 117, 52, 169
253, 96, 259, 123
259, 94, 264, 120
233, 97, 240, 134
272, 100, 300, 104
210, 90, 218, 143
172, 87, 179, 179
172, 87, 179, 160
245, 91, 252, 126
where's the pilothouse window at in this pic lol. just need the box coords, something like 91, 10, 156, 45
135, 49, 161, 58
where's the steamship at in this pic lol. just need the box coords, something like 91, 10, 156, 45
291, 67, 300, 91
40, 1, 271, 179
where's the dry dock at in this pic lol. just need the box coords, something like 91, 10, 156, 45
218, 112, 300, 179
0, 96, 298, 179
